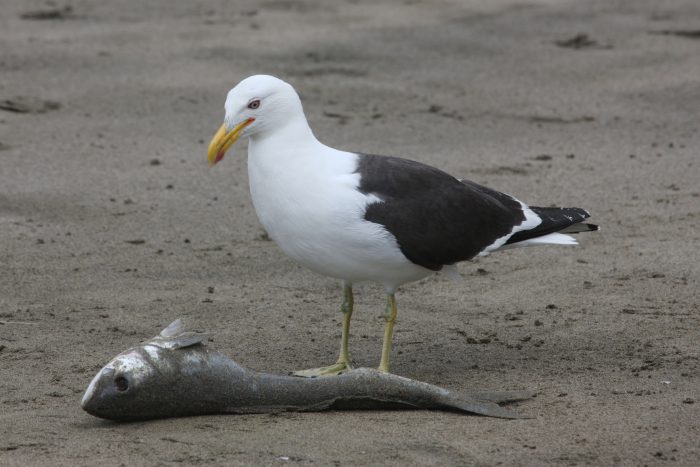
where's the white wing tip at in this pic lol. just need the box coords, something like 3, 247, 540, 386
519, 232, 579, 246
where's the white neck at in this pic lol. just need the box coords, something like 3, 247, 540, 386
251, 114, 317, 147
247, 114, 327, 173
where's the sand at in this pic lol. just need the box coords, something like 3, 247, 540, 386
1, 0, 698, 465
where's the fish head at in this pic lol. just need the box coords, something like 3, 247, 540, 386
81, 319, 209, 420
80, 345, 173, 420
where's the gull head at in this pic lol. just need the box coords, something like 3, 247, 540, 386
207, 75, 305, 165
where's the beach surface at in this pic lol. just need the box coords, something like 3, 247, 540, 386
1, 0, 698, 464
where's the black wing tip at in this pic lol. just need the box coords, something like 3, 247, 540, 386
559, 222, 599, 235
567, 207, 591, 220
577, 222, 599, 232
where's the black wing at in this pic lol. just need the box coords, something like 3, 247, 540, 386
356, 154, 527, 270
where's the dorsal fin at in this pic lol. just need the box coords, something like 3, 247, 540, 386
160, 318, 185, 337
148, 318, 208, 349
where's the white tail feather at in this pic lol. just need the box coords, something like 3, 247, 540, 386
497, 232, 578, 251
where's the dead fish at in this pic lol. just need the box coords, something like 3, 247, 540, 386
81, 319, 532, 421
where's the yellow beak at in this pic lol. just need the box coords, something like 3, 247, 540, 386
207, 118, 255, 166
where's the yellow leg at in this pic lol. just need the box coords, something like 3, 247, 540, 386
378, 293, 397, 373
337, 284, 353, 365
293, 285, 354, 377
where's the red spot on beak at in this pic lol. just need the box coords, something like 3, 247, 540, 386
215, 150, 225, 164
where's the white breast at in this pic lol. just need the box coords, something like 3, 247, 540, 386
247, 138, 430, 290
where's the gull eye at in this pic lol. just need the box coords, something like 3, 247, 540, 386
114, 376, 129, 392
247, 99, 261, 110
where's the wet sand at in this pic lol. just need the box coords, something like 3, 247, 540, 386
1, 0, 698, 464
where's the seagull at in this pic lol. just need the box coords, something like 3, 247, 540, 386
207, 75, 598, 377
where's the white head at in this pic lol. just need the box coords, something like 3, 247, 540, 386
207, 75, 308, 165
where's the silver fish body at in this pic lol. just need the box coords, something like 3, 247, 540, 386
81, 320, 532, 421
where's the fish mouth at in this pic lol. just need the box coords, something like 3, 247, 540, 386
81, 367, 113, 414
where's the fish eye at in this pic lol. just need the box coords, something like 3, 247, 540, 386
114, 376, 129, 392
247, 99, 261, 110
